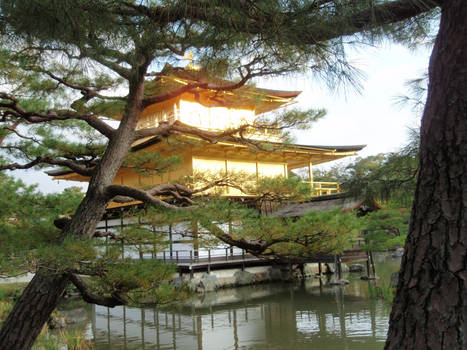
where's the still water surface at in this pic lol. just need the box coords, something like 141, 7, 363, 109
83, 254, 399, 350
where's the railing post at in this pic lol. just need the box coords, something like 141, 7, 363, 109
337, 255, 342, 280
163, 251, 166, 261
176, 251, 179, 263
366, 251, 371, 278
369, 250, 376, 277
241, 250, 245, 271
190, 250, 193, 263
225, 247, 228, 261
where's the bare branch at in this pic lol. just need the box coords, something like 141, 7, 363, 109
69, 273, 128, 308
106, 185, 188, 210
0, 121, 21, 146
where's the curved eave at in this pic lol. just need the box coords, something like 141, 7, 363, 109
46, 136, 366, 181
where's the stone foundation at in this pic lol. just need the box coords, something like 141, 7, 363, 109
172, 263, 334, 293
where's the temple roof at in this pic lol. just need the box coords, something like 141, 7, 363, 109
46, 137, 365, 178
99, 65, 301, 120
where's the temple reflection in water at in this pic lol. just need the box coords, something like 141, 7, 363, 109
89, 277, 390, 350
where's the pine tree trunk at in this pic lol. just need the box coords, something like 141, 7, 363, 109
0, 270, 69, 350
386, 0, 467, 348
0, 72, 147, 349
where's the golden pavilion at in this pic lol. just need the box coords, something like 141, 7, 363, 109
49, 66, 365, 203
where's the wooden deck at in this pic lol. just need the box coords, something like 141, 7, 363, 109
156, 249, 371, 275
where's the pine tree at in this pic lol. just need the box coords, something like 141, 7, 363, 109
1, 1, 464, 349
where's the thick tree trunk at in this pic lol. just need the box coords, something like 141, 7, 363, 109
386, 1, 467, 349
0, 270, 69, 350
0, 72, 147, 349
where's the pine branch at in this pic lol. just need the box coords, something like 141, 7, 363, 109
113, 0, 439, 43
0, 122, 24, 145
43, 71, 125, 102
191, 179, 247, 195
134, 120, 249, 143
134, 120, 284, 154
141, 74, 251, 108
0, 92, 116, 138
0, 155, 94, 176
79, 47, 131, 80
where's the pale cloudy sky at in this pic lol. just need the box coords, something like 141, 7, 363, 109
13, 43, 432, 194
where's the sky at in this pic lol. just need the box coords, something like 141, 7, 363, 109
12, 42, 432, 194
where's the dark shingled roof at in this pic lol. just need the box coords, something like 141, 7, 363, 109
271, 193, 380, 217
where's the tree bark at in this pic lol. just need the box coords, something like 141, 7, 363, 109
0, 270, 69, 350
386, 0, 467, 348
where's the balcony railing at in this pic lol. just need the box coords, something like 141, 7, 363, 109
302, 181, 340, 196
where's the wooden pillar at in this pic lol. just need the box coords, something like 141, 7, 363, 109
255, 157, 259, 181
104, 218, 109, 255
241, 250, 245, 271
192, 221, 199, 260
171, 313, 176, 350
107, 308, 111, 347
141, 309, 145, 349
366, 251, 371, 278
337, 255, 342, 280
197, 315, 203, 350
120, 215, 125, 260
369, 250, 376, 277
308, 159, 313, 195
334, 254, 342, 280
207, 250, 211, 274
169, 223, 173, 259
123, 306, 127, 349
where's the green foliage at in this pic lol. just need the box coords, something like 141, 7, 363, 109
367, 283, 396, 304
123, 152, 182, 177
314, 133, 419, 208
0, 0, 437, 328
235, 209, 360, 257
0, 300, 13, 326
0, 174, 83, 277
0, 284, 24, 326
360, 209, 410, 250
0, 283, 26, 302
253, 176, 312, 201
95, 259, 175, 294
32, 328, 93, 350
145, 199, 360, 259
311, 135, 418, 250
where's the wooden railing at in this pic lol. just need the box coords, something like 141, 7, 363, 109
303, 181, 341, 196
155, 248, 251, 264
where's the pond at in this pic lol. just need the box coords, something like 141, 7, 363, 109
74, 253, 400, 350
